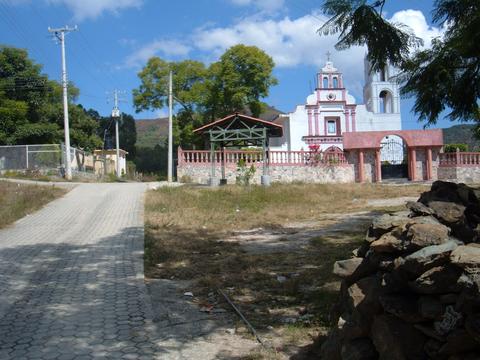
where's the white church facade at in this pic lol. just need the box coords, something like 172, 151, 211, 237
270, 56, 402, 152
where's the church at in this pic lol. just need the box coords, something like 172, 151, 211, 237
270, 54, 402, 153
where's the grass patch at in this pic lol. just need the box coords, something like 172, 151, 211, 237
0, 181, 66, 228
144, 183, 427, 358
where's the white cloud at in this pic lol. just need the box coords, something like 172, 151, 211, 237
229, 0, 285, 13
123, 39, 191, 68
389, 9, 444, 48
122, 8, 444, 99
46, 0, 143, 21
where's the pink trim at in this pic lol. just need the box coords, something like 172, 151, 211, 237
375, 149, 382, 182
358, 150, 365, 183
177, 149, 348, 167
339, 76, 343, 88
314, 111, 319, 136
439, 152, 480, 167
317, 89, 320, 103
324, 117, 327, 136
328, 74, 332, 88
426, 148, 432, 180
410, 148, 417, 181
351, 110, 356, 132
345, 110, 350, 132
342, 89, 346, 101
307, 110, 313, 136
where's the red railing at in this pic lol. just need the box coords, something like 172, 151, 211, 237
178, 148, 348, 166
439, 152, 480, 167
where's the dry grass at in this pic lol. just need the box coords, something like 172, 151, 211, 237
0, 181, 66, 228
146, 182, 427, 231
144, 183, 427, 359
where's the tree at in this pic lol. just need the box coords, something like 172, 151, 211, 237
319, 0, 480, 125
0, 45, 102, 149
205, 45, 278, 120
132, 45, 278, 148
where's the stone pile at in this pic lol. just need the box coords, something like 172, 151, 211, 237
321, 181, 480, 360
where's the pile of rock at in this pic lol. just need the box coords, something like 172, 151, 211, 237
321, 181, 480, 360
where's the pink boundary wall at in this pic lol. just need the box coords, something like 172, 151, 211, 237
343, 129, 444, 149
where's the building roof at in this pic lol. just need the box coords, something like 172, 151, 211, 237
194, 112, 283, 138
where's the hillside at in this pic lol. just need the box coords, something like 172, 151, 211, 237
135, 105, 284, 148
443, 124, 480, 151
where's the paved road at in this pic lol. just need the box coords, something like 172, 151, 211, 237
0, 183, 161, 360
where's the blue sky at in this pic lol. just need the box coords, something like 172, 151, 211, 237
0, 0, 458, 129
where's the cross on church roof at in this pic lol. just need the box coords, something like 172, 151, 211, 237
326, 51, 331, 61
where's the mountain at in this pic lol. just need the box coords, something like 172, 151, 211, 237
135, 105, 284, 148
443, 124, 480, 151
135, 118, 169, 148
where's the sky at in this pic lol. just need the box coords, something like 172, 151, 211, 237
0, 0, 458, 130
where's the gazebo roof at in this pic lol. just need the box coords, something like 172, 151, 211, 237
194, 113, 283, 138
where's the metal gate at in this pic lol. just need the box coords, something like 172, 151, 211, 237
380, 136, 408, 179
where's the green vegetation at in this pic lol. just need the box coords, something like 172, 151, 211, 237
0, 181, 65, 228
443, 124, 480, 151
133, 44, 278, 150
0, 46, 102, 150
320, 0, 480, 126
444, 143, 469, 153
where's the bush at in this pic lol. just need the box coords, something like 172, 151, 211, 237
444, 144, 469, 153
236, 159, 256, 186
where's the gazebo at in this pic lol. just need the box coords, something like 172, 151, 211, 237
193, 112, 283, 186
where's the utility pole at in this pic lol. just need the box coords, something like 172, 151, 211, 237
168, 70, 173, 183
48, 25, 77, 180
109, 89, 126, 178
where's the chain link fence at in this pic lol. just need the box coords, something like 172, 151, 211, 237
0, 144, 95, 175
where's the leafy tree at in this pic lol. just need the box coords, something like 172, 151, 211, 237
132, 45, 277, 148
205, 45, 278, 120
0, 45, 102, 149
318, 0, 480, 125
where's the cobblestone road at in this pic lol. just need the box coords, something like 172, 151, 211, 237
0, 183, 163, 359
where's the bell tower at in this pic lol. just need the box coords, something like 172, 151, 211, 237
363, 58, 401, 114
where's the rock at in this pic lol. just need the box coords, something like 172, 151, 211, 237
418, 296, 445, 320
465, 313, 480, 343
366, 212, 411, 241
429, 201, 466, 224
370, 233, 404, 253
407, 223, 450, 249
398, 241, 458, 278
424, 339, 444, 359
379, 294, 423, 323
319, 328, 342, 360
409, 265, 464, 294
439, 293, 458, 304
438, 329, 479, 356
371, 314, 427, 360
353, 242, 370, 258
407, 201, 435, 216
414, 323, 446, 342
333, 258, 364, 278
434, 305, 463, 336
341, 338, 378, 360
450, 245, 480, 268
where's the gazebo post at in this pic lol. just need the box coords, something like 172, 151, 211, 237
220, 143, 227, 185
209, 133, 219, 187
261, 128, 271, 186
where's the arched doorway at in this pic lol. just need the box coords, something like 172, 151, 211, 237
380, 135, 408, 179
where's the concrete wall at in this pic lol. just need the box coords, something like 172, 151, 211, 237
438, 166, 480, 184
177, 164, 355, 185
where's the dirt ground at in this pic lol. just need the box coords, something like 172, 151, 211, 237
144, 184, 427, 359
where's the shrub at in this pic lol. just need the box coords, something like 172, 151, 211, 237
236, 158, 256, 186
444, 144, 469, 153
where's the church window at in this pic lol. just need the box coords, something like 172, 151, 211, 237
323, 77, 328, 88
327, 120, 337, 135
333, 77, 338, 88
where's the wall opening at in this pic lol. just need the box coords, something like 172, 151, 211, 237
323, 77, 328, 88
333, 77, 338, 88
379, 90, 393, 113
380, 135, 408, 179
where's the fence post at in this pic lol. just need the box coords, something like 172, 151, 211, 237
456, 148, 460, 165
25, 145, 29, 169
